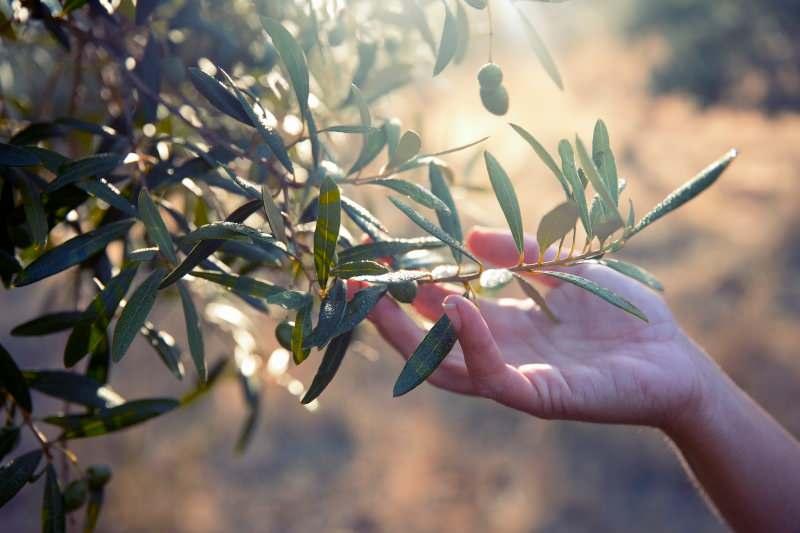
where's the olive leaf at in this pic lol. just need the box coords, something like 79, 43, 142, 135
292, 303, 313, 365
45, 153, 124, 193
138, 190, 177, 264
389, 197, 479, 264
42, 464, 65, 533
393, 314, 458, 396
630, 149, 737, 237
11, 311, 83, 337
510, 123, 571, 198
338, 237, 445, 263
514, 274, 559, 323
516, 5, 563, 90
348, 127, 386, 175
304, 279, 347, 349
581, 258, 664, 292
369, 178, 450, 214
14, 219, 135, 287
179, 222, 286, 254
78, 178, 137, 217
484, 151, 525, 260
0, 142, 40, 166
261, 185, 287, 245
537, 200, 578, 256
352, 270, 429, 283
111, 269, 165, 363
592, 119, 618, 205
301, 330, 354, 404
191, 270, 309, 309
44, 398, 179, 439
0, 343, 32, 412
433, 0, 458, 76
19, 176, 48, 248
341, 196, 389, 239
187, 67, 250, 125
575, 136, 622, 222
332, 260, 390, 278
314, 176, 341, 290
177, 282, 206, 381
429, 162, 463, 263
557, 140, 591, 238
23, 370, 124, 409
330, 284, 388, 338
388, 130, 422, 168
260, 17, 310, 117
534, 271, 648, 322
0, 450, 43, 508
141, 323, 184, 381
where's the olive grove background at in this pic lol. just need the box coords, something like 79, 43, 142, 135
2, 0, 800, 531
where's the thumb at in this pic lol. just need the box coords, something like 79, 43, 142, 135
442, 295, 530, 404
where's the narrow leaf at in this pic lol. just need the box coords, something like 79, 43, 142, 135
388, 130, 422, 168
0, 343, 32, 412
592, 119, 618, 205
537, 201, 578, 254
369, 178, 450, 214
393, 315, 458, 396
510, 123, 570, 198
517, 7, 563, 90
304, 279, 347, 349
330, 285, 388, 338
140, 323, 184, 380
111, 269, 165, 363
11, 312, 83, 337
433, 0, 458, 76
484, 151, 525, 260
575, 136, 622, 221
178, 282, 206, 381
292, 303, 312, 365
45, 153, 123, 193
313, 176, 341, 290
558, 141, 591, 237
187, 67, 250, 124
339, 237, 444, 263
583, 258, 664, 292
0, 450, 43, 507
138, 190, 177, 264
191, 270, 309, 309
514, 274, 559, 323
0, 142, 40, 166
332, 260, 390, 279
261, 185, 286, 245
260, 17, 310, 116
534, 271, 648, 322
23, 371, 123, 409
42, 464, 65, 533
44, 398, 179, 439
301, 330, 354, 404
348, 127, 387, 175
429, 162, 463, 263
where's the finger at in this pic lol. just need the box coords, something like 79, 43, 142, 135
442, 295, 536, 406
368, 295, 474, 394
465, 227, 561, 287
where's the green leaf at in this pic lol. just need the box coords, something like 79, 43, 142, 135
330, 285, 388, 338
589, 195, 623, 244
0, 142, 40, 166
314, 176, 341, 290
429, 163, 463, 263
138, 190, 177, 264
339, 237, 444, 263
348, 127, 387, 175
537, 200, 578, 255
42, 464, 65, 533
111, 269, 165, 363
140, 323, 184, 380
393, 315, 458, 396
484, 152, 525, 260
0, 343, 32, 412
301, 330, 354, 404
0, 427, 20, 462
11, 311, 84, 337
575, 136, 622, 222
191, 270, 309, 309
583, 258, 664, 292
45, 153, 123, 193
159, 199, 262, 289
187, 67, 250, 124
177, 282, 206, 382
19, 177, 48, 248
509, 123, 571, 198
352, 270, 428, 283
433, 0, 458, 76
341, 196, 388, 239
14, 219, 135, 287
77, 178, 137, 217
292, 303, 313, 365
332, 260, 390, 279
558, 140, 591, 238
216, 68, 294, 174
369, 178, 450, 214
0, 450, 43, 508
43, 398, 179, 439
304, 279, 347, 349
23, 371, 123, 409
388, 130, 422, 167
592, 119, 618, 205
630, 149, 737, 237
179, 222, 286, 254
514, 274, 559, 323
260, 17, 310, 117
516, 6, 563, 90
389, 197, 480, 264
261, 185, 286, 245
235, 370, 260, 454
534, 271, 648, 322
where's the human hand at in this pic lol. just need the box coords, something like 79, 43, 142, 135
369, 226, 720, 430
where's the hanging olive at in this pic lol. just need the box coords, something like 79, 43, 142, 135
86, 464, 112, 489
480, 85, 510, 116
388, 281, 418, 303
477, 63, 503, 89
275, 320, 294, 351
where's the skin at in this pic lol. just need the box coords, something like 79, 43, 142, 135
367, 226, 800, 532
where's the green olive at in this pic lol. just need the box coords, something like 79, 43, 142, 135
388, 281, 418, 303
480, 85, 509, 116
275, 320, 294, 351
63, 479, 89, 512
86, 464, 112, 489
477, 63, 503, 89
463, 0, 487, 9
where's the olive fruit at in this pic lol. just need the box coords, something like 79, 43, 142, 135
388, 281, 418, 303
480, 85, 509, 116
63, 479, 89, 512
275, 320, 294, 351
86, 464, 112, 489
477, 63, 503, 89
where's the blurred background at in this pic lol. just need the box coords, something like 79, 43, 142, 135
2, 0, 800, 531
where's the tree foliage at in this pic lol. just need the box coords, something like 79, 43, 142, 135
0, 0, 735, 529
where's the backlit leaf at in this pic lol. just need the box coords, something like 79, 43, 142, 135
192, 270, 309, 309
514, 274, 559, 323
583, 258, 664, 292
314, 176, 341, 289
484, 151, 525, 260
140, 323, 184, 380
332, 260, 390, 278
23, 370, 123, 409
301, 330, 354, 404
433, 0, 458, 76
330, 285, 388, 338
516, 6, 563, 90
338, 237, 444, 263
292, 303, 313, 365
369, 178, 450, 214
429, 162, 463, 263
304, 279, 347, 349
592, 119, 618, 205
261, 185, 287, 245
534, 271, 648, 322
45, 153, 123, 193
188, 67, 250, 124
0, 343, 32, 412
558, 140, 591, 238
393, 314, 458, 396
510, 123, 570, 198
14, 219, 134, 287
111, 269, 165, 363
0, 450, 43, 508
630, 150, 737, 237
19, 177, 48, 248
44, 398, 179, 439
537, 200, 578, 255
179, 222, 286, 254
178, 282, 206, 381
352, 270, 428, 283
388, 130, 422, 167
260, 17, 310, 117
138, 190, 177, 264
575, 136, 622, 222
348, 127, 387, 175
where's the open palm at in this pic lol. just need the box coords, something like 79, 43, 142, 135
369, 227, 706, 428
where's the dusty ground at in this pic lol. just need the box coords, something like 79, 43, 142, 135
2, 11, 800, 533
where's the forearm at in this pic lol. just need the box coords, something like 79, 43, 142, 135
663, 340, 800, 532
